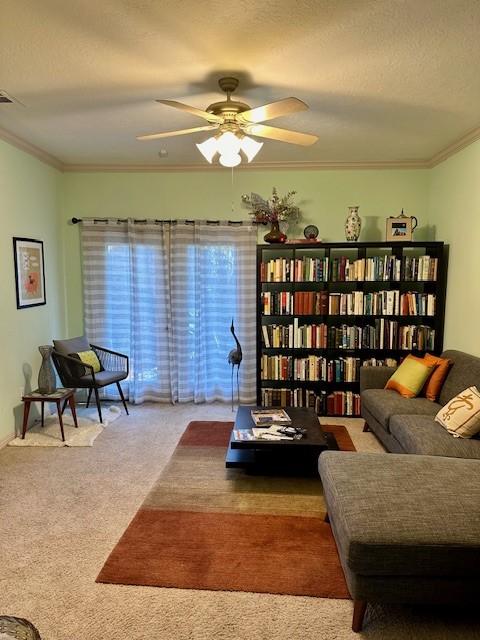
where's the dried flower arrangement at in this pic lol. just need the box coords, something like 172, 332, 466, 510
241, 188, 301, 225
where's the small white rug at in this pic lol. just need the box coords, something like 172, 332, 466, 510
8, 405, 122, 447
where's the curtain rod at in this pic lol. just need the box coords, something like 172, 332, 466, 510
71, 217, 245, 225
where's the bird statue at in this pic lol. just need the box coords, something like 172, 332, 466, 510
227, 319, 243, 410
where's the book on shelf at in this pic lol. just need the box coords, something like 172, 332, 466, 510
250, 408, 292, 425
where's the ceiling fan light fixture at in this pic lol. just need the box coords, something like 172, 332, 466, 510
219, 152, 242, 168
196, 137, 218, 163
239, 135, 263, 162
216, 131, 242, 156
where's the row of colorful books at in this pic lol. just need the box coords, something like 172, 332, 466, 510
260, 255, 438, 283
260, 355, 361, 382
262, 320, 435, 350
263, 290, 437, 317
260, 387, 361, 416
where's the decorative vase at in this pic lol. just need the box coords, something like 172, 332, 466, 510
345, 206, 361, 242
264, 220, 287, 244
38, 345, 57, 394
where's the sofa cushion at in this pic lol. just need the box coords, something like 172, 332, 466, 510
439, 350, 480, 405
319, 451, 480, 577
422, 353, 452, 401
384, 354, 435, 398
435, 386, 480, 438
362, 388, 438, 431
390, 414, 480, 459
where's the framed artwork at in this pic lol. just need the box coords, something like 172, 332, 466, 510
386, 217, 411, 241
13, 237, 46, 308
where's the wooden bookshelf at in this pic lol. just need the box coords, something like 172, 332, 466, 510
256, 241, 448, 417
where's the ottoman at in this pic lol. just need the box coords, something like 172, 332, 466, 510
318, 451, 480, 631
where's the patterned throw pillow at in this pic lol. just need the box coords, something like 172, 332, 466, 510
435, 386, 480, 438
422, 353, 452, 401
69, 349, 102, 376
385, 354, 436, 398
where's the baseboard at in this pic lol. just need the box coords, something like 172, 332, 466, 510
0, 431, 15, 449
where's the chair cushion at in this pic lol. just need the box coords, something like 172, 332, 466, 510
319, 451, 480, 577
362, 388, 438, 431
53, 336, 90, 355
390, 414, 480, 459
80, 370, 127, 386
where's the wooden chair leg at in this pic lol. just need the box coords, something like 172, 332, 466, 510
93, 387, 103, 423
352, 600, 367, 632
363, 423, 370, 432
116, 381, 129, 415
85, 388, 93, 408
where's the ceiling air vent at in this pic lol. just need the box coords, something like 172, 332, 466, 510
0, 90, 24, 105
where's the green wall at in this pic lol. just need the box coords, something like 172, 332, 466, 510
428, 139, 480, 355
1, 133, 478, 442
0, 140, 65, 443
61, 168, 430, 334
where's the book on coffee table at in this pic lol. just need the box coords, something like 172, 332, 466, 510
250, 408, 292, 426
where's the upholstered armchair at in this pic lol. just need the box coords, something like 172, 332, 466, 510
52, 336, 129, 423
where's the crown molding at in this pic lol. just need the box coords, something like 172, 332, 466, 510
1, 123, 479, 174
0, 126, 63, 171
63, 159, 429, 172
428, 126, 480, 167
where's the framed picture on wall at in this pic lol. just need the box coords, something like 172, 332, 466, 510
13, 237, 46, 309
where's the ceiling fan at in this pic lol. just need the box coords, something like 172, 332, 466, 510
137, 77, 318, 167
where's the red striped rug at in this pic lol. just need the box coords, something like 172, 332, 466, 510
97, 421, 355, 598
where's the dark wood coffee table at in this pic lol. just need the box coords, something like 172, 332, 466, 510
225, 405, 337, 475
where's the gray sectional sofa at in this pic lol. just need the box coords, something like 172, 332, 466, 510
360, 349, 480, 458
318, 349, 480, 632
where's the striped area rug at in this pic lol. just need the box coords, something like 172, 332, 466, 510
97, 421, 355, 598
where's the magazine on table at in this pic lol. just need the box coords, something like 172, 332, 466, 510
232, 426, 294, 441
250, 408, 292, 426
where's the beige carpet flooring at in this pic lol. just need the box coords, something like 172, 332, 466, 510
1, 404, 479, 640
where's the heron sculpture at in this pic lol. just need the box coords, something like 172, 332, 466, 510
227, 319, 243, 410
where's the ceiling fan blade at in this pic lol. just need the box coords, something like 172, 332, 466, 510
137, 125, 219, 141
156, 100, 223, 123
243, 124, 318, 146
237, 97, 308, 124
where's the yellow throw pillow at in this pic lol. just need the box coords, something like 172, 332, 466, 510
435, 386, 480, 438
69, 349, 102, 375
385, 354, 435, 398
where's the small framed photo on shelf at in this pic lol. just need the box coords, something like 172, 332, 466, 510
386, 212, 418, 242
13, 237, 46, 309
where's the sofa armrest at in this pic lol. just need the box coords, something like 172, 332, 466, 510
360, 366, 397, 393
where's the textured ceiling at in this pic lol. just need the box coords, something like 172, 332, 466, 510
1, 0, 480, 167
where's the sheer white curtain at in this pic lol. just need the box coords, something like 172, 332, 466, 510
81, 219, 257, 404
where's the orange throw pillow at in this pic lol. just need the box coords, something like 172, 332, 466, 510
422, 353, 452, 401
